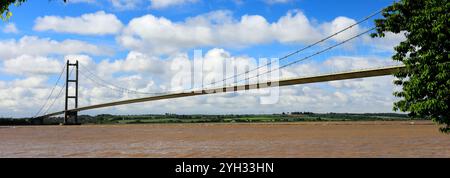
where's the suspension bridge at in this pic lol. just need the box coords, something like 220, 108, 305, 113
32, 9, 406, 125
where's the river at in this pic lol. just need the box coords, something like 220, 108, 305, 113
0, 121, 449, 158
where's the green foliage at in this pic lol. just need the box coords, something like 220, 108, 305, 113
372, 0, 450, 133
0, 113, 418, 125
0, 0, 67, 20
1, 0, 27, 20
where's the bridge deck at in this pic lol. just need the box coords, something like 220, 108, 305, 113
38, 65, 405, 118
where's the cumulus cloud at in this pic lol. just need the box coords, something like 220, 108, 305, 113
109, 0, 143, 10
0, 36, 112, 60
2, 55, 63, 76
150, 0, 199, 9
363, 32, 407, 52
323, 56, 400, 72
271, 10, 322, 43
34, 11, 123, 35
0, 76, 51, 114
118, 10, 362, 55
321, 16, 361, 42
65, 0, 142, 10
3, 23, 19, 34
96, 51, 170, 79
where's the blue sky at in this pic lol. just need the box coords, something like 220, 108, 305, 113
2, 0, 392, 56
0, 0, 405, 117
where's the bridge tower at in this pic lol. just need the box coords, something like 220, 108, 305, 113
64, 60, 79, 125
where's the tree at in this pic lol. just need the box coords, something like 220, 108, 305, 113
372, 0, 449, 133
0, 0, 25, 20
0, 0, 66, 20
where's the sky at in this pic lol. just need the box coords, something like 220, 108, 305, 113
0, 0, 406, 118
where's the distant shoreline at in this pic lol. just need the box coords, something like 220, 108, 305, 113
1, 113, 425, 126
0, 121, 436, 129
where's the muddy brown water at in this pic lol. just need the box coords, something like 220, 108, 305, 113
0, 121, 449, 158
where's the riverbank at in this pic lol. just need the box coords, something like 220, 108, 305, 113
1, 113, 417, 125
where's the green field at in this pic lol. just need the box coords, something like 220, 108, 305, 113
0, 112, 423, 126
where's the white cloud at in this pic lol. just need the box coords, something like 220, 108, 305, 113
96, 51, 170, 78
323, 56, 399, 72
11, 76, 49, 88
3, 23, 19, 34
2, 55, 63, 76
66, 0, 144, 10
109, 0, 143, 10
66, 54, 96, 67
34, 11, 123, 35
321, 16, 361, 42
149, 0, 199, 9
271, 10, 322, 43
324, 56, 400, 107
0, 36, 112, 60
264, 0, 293, 4
64, 0, 198, 10
0, 76, 51, 114
118, 10, 362, 55
363, 32, 406, 52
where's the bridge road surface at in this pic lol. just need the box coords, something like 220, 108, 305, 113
39, 65, 405, 118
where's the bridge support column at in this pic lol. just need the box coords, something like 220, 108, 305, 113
64, 111, 78, 125
64, 60, 79, 125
